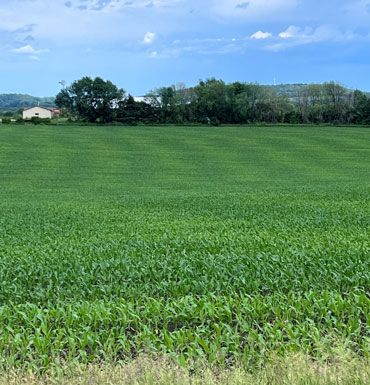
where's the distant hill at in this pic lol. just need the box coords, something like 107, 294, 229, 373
0, 94, 55, 113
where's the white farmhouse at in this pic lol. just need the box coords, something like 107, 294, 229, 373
23, 106, 55, 119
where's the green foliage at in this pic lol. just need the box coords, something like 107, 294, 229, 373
30, 116, 42, 124
352, 90, 370, 124
15, 116, 24, 124
141, 80, 365, 126
116, 95, 160, 124
55, 77, 125, 123
1, 117, 11, 124
2, 82, 370, 126
30, 116, 51, 125
0, 125, 369, 372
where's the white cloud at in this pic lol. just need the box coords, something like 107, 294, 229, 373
278, 25, 301, 39
29, 55, 41, 61
251, 30, 272, 39
11, 44, 48, 54
12, 44, 36, 53
145, 24, 366, 58
0, 0, 185, 47
143, 32, 156, 44
265, 25, 362, 51
0, 0, 368, 60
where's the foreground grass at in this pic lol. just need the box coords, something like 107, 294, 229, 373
3, 353, 370, 385
0, 125, 369, 372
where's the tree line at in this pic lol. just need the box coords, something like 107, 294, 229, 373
55, 77, 370, 125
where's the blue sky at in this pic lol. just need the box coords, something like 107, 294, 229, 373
1, 0, 370, 96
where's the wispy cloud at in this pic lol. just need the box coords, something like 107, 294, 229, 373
144, 22, 367, 59
212, 0, 299, 19
29, 55, 41, 61
278, 26, 301, 39
11, 44, 49, 54
63, 0, 185, 12
0, 0, 369, 51
0, 0, 369, 96
265, 25, 365, 52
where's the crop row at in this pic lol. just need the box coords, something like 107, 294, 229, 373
0, 197, 369, 305
0, 291, 368, 370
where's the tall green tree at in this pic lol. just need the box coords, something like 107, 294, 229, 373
352, 90, 370, 124
55, 77, 125, 123
116, 95, 160, 124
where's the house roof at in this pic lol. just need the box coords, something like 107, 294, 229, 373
23, 106, 55, 112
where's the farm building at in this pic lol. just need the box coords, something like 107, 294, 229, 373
23, 106, 58, 119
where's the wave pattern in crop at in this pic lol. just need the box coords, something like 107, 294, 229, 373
0, 125, 369, 370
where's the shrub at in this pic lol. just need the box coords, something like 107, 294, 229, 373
1, 117, 11, 124
40, 118, 51, 125
15, 117, 24, 124
30, 116, 42, 125
30, 117, 51, 125
210, 117, 220, 126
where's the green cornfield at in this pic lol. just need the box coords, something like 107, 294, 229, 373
0, 124, 369, 372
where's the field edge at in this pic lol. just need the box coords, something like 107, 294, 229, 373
2, 352, 370, 385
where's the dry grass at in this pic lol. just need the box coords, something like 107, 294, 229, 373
2, 351, 369, 385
